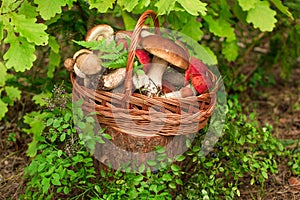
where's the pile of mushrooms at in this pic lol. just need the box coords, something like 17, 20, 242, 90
64, 24, 213, 97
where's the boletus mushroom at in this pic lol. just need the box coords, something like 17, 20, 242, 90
164, 57, 212, 98
73, 49, 103, 88
85, 24, 114, 42
141, 35, 189, 97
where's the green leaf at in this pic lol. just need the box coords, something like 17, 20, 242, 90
117, 0, 139, 12
89, 0, 116, 13
171, 164, 181, 172
175, 178, 183, 185
10, 12, 48, 45
60, 133, 66, 142
5, 86, 21, 101
121, 10, 136, 30
0, 0, 23, 13
176, 0, 207, 16
47, 50, 61, 78
63, 186, 70, 194
181, 16, 203, 41
168, 182, 176, 189
34, 0, 67, 20
102, 133, 112, 140
48, 36, 60, 53
204, 15, 236, 41
193, 44, 218, 65
162, 173, 172, 181
18, 1, 38, 18
32, 92, 52, 106
138, 164, 146, 173
0, 62, 7, 87
237, 0, 259, 11
133, 174, 144, 185
4, 34, 36, 72
174, 155, 185, 162
57, 150, 63, 157
261, 171, 268, 179
42, 177, 51, 193
0, 99, 8, 120
147, 160, 157, 166
155, 0, 176, 15
0, 20, 3, 41
246, 1, 277, 32
155, 146, 166, 154
51, 173, 61, 186
222, 40, 239, 61
270, 0, 293, 20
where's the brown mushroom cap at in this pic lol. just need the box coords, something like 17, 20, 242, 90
73, 49, 102, 75
141, 35, 189, 70
85, 24, 114, 42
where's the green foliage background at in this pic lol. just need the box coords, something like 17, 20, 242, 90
0, 0, 299, 199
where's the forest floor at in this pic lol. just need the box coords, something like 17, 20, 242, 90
0, 67, 299, 199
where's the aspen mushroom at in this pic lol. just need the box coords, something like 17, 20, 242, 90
164, 57, 212, 98
184, 57, 212, 94
73, 49, 103, 88
141, 35, 189, 97
85, 24, 114, 42
135, 49, 151, 73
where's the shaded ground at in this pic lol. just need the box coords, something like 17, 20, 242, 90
0, 67, 299, 199
238, 67, 300, 199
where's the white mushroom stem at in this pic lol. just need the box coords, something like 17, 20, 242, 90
146, 56, 169, 96
132, 72, 150, 89
163, 84, 198, 98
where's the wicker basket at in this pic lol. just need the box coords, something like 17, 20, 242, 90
70, 10, 218, 169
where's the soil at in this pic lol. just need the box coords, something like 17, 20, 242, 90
0, 67, 299, 199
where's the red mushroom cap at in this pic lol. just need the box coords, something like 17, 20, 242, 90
191, 74, 212, 94
185, 57, 212, 94
135, 49, 151, 73
185, 57, 208, 82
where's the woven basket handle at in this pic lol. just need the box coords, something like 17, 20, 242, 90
123, 10, 160, 101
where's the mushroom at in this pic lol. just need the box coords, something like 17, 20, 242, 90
73, 49, 103, 88
141, 35, 189, 97
163, 84, 197, 98
164, 57, 212, 98
101, 68, 126, 90
135, 49, 151, 73
162, 67, 185, 88
184, 57, 212, 94
85, 24, 114, 42
64, 58, 75, 72
100, 68, 150, 91
114, 30, 132, 50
